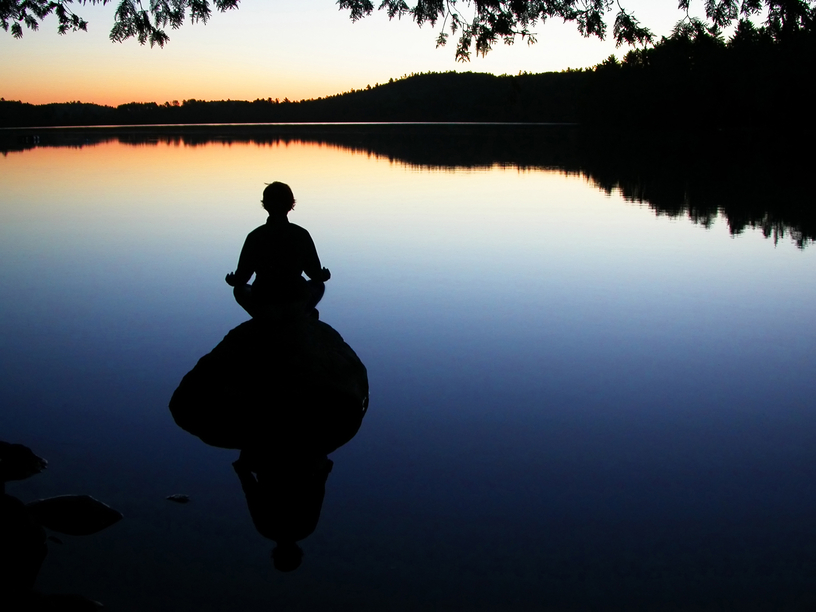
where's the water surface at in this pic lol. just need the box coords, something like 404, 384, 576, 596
1, 126, 815, 611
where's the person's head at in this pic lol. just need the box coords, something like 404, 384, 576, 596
272, 541, 303, 572
262, 182, 296, 216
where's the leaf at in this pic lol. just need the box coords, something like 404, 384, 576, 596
40, 593, 104, 610
337, 0, 375, 22
740, 0, 763, 16
379, 0, 409, 20
26, 495, 123, 535
613, 9, 654, 47
166, 494, 190, 503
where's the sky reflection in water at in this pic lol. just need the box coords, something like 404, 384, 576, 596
1, 138, 815, 610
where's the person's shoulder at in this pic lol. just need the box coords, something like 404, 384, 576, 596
246, 224, 270, 238
242, 225, 270, 249
287, 223, 313, 239
287, 222, 309, 233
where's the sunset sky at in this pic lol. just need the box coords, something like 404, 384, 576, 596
2, 1, 720, 106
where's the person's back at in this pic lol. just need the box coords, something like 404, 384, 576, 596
226, 182, 330, 318
240, 217, 322, 303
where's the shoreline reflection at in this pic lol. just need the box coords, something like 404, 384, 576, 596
2, 124, 812, 248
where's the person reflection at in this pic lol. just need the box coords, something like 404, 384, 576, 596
225, 182, 331, 319
232, 449, 334, 572
170, 279, 369, 572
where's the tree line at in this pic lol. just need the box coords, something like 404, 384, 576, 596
1, 23, 814, 129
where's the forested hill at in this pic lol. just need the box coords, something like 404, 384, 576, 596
1, 72, 584, 127
2, 24, 814, 129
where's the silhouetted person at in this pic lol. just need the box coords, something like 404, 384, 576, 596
232, 450, 333, 572
226, 182, 331, 319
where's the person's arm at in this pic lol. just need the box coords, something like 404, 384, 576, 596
226, 235, 255, 286
301, 231, 330, 282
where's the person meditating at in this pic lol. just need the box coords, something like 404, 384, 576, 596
226, 182, 330, 319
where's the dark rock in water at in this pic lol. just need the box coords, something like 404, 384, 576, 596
26, 495, 123, 536
166, 494, 190, 504
1, 446, 117, 608
0, 441, 47, 483
39, 592, 105, 610
0, 492, 47, 592
169, 317, 369, 453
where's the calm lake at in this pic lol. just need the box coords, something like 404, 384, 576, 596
1, 125, 815, 611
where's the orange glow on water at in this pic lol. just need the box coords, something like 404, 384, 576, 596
2, 138, 630, 278
1, 137, 618, 226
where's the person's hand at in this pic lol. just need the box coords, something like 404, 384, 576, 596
225, 272, 237, 286
321, 267, 331, 282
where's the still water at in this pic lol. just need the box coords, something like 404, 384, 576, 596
1, 127, 815, 610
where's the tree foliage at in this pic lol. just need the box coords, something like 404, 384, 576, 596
338, 1, 816, 59
1, 0, 815, 56
0, 0, 239, 46
339, 0, 655, 59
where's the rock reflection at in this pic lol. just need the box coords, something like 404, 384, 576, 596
169, 315, 368, 571
1, 441, 122, 610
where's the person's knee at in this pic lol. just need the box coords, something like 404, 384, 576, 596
306, 281, 325, 309
232, 285, 257, 316
233, 284, 251, 302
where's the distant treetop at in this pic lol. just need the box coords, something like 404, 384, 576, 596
2, 0, 814, 58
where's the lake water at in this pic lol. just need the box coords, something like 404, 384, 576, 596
1, 126, 815, 611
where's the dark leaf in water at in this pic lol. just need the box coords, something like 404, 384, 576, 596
40, 592, 104, 610
47, 534, 64, 544
166, 494, 190, 503
0, 440, 47, 482
26, 495, 123, 535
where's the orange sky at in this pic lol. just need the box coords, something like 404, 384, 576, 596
0, 2, 712, 106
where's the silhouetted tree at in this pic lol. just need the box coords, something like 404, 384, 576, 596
3, 0, 814, 56
2, 16, 814, 127
0, 0, 239, 45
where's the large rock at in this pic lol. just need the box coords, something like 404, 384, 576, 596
169, 318, 369, 452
